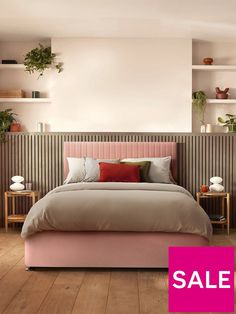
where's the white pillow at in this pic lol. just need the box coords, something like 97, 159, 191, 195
64, 157, 86, 184
84, 158, 120, 182
121, 157, 172, 183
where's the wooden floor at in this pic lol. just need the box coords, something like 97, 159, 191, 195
0, 230, 235, 314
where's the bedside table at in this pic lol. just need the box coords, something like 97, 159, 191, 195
4, 190, 40, 232
196, 192, 230, 235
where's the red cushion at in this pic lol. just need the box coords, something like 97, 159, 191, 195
99, 162, 140, 182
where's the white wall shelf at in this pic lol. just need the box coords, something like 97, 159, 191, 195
0, 64, 25, 70
0, 98, 51, 103
192, 65, 236, 71
207, 99, 236, 104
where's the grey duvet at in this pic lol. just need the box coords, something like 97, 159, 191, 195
21, 182, 212, 239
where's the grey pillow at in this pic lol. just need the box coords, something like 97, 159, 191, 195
84, 158, 120, 182
64, 157, 86, 184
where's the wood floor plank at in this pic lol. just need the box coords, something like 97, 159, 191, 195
3, 271, 58, 314
38, 271, 85, 314
0, 258, 32, 312
138, 271, 168, 314
0, 233, 23, 258
72, 271, 110, 314
106, 271, 139, 314
0, 243, 24, 280
211, 234, 232, 246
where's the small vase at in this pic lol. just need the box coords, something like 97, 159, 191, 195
32, 91, 40, 98
206, 124, 212, 133
200, 125, 206, 133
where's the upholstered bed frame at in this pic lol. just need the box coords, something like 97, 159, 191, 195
25, 142, 208, 269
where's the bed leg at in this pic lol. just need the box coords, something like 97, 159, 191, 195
25, 267, 34, 271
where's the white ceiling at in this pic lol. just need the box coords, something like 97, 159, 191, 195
1, 0, 236, 41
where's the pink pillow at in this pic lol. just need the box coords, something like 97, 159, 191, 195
99, 162, 140, 182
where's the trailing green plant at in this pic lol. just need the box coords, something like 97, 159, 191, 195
0, 109, 16, 142
24, 44, 63, 78
192, 91, 207, 124
218, 113, 236, 133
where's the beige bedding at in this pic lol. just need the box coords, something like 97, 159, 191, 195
21, 182, 212, 239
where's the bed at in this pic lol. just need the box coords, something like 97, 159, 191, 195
23, 142, 212, 269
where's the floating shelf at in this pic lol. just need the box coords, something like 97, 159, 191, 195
192, 65, 236, 71
0, 64, 25, 70
207, 99, 236, 104
0, 98, 51, 103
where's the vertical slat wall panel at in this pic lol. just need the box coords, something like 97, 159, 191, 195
0, 133, 235, 228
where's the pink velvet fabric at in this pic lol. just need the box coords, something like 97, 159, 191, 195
64, 142, 177, 180
25, 231, 208, 268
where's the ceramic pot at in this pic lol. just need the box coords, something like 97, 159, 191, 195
10, 183, 25, 191
210, 177, 223, 184
215, 87, 229, 99
10, 122, 22, 132
216, 93, 228, 99
203, 57, 213, 65
209, 184, 224, 192
227, 124, 236, 133
11, 175, 24, 183
200, 185, 209, 192
32, 91, 40, 98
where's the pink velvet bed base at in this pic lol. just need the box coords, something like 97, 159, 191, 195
25, 231, 208, 268
24, 141, 208, 269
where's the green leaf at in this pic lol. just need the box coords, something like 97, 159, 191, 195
218, 117, 225, 124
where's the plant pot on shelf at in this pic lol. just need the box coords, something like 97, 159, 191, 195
227, 124, 236, 133
218, 114, 236, 133
215, 87, 229, 99
10, 122, 22, 132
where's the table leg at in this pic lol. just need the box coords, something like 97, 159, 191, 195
221, 197, 225, 230
12, 196, 15, 229
4, 193, 8, 232
32, 194, 36, 205
226, 194, 230, 235
196, 193, 200, 204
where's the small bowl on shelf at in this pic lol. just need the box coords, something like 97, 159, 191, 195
203, 57, 213, 65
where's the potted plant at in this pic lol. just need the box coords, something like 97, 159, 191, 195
218, 114, 236, 133
192, 91, 207, 126
0, 109, 17, 142
24, 44, 63, 79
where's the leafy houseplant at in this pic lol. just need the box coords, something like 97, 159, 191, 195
24, 44, 63, 78
192, 91, 207, 125
0, 109, 16, 142
218, 114, 236, 133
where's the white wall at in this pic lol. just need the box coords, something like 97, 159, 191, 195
0, 38, 192, 132
51, 38, 192, 132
